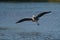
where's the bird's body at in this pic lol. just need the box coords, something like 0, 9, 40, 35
16, 11, 51, 25
31, 15, 38, 22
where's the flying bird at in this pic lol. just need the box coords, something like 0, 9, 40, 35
16, 11, 51, 25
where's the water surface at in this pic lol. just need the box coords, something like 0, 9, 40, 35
0, 2, 60, 40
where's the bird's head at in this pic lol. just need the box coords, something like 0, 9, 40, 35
32, 15, 35, 18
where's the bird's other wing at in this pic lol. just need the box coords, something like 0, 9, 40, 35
16, 18, 32, 23
36, 11, 51, 18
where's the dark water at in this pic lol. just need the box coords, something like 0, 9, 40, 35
0, 2, 60, 40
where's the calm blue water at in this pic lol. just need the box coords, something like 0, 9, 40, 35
0, 2, 60, 40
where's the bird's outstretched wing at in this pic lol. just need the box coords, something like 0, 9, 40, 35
16, 18, 32, 23
36, 11, 51, 18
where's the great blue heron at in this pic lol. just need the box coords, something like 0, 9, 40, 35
16, 11, 51, 25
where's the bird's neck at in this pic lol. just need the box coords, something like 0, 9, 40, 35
32, 17, 35, 21
32, 15, 36, 21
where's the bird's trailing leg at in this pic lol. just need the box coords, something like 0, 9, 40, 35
36, 21, 40, 26
37, 22, 40, 26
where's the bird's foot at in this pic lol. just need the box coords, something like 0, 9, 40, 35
37, 23, 40, 26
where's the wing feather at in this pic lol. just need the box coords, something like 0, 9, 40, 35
16, 18, 32, 23
36, 11, 51, 18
